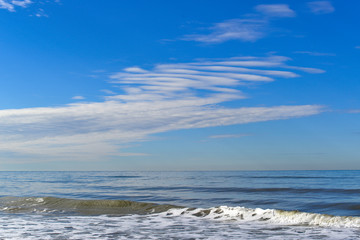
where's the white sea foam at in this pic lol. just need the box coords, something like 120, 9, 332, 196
1, 206, 359, 240
0, 210, 358, 240
164, 206, 360, 228
0, 170, 360, 239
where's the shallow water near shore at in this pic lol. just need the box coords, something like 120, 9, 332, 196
0, 170, 359, 239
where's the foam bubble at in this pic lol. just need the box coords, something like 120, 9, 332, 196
1, 197, 360, 239
164, 206, 360, 228
0, 211, 359, 240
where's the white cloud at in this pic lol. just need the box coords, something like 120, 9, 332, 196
356, 46, 360, 49
34, 8, 48, 17
109, 56, 304, 101
11, 0, 31, 7
0, 102, 323, 161
72, 96, 85, 100
0, 0, 15, 11
308, 1, 335, 14
124, 67, 148, 73
101, 89, 116, 95
255, 4, 296, 18
294, 51, 335, 56
348, 109, 360, 114
286, 66, 325, 74
0, 0, 31, 11
209, 134, 251, 139
183, 4, 297, 44
183, 18, 267, 43
109, 56, 322, 99
0, 56, 325, 161
0, 0, 55, 17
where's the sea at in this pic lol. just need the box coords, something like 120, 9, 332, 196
0, 170, 360, 239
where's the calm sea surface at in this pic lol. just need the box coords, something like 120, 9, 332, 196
0, 170, 359, 239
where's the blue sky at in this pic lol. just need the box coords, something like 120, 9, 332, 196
0, 0, 359, 171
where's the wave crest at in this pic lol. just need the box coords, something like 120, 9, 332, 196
1, 197, 360, 228
0, 197, 178, 215
165, 206, 360, 228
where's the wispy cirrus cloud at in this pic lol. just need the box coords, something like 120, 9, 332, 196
255, 4, 296, 18
209, 134, 251, 139
0, 101, 322, 161
182, 18, 267, 43
0, 56, 324, 161
286, 66, 325, 74
0, 0, 58, 17
348, 109, 360, 114
308, 1, 335, 14
183, 4, 296, 44
34, 7, 48, 17
72, 96, 85, 100
109, 56, 313, 101
0, 0, 31, 11
294, 51, 336, 56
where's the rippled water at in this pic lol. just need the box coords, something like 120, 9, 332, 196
0, 170, 359, 239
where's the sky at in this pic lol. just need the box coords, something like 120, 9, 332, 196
0, 0, 359, 171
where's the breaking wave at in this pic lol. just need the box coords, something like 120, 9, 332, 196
1, 197, 360, 228
0, 197, 178, 215
166, 206, 360, 228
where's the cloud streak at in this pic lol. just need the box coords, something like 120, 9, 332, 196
0, 56, 325, 161
183, 4, 296, 44
0, 101, 323, 161
183, 18, 267, 43
255, 4, 296, 18
209, 134, 251, 139
294, 51, 336, 56
0, 0, 32, 12
110, 56, 307, 102
348, 109, 360, 114
308, 1, 335, 14
72, 96, 85, 100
